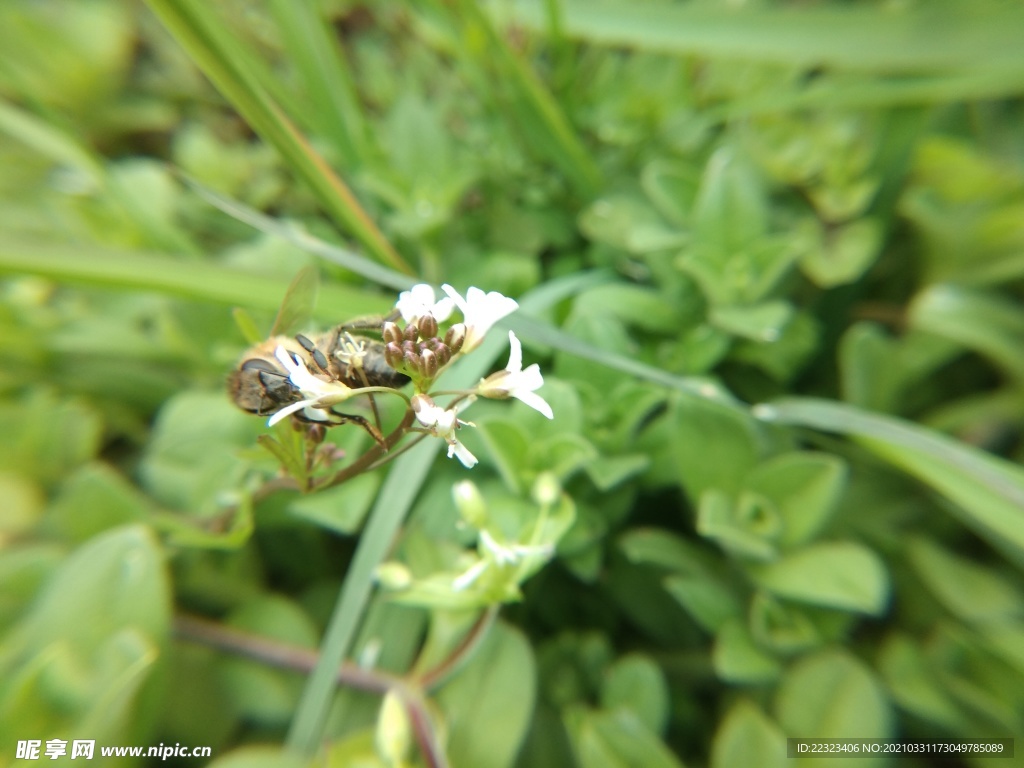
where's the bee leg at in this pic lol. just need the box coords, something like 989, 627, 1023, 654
296, 333, 332, 375
333, 412, 387, 449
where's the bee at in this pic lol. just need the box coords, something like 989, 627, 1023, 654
228, 319, 410, 436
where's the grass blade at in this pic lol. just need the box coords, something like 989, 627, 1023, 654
508, 0, 1024, 76
266, 0, 370, 167
0, 238, 388, 320
144, 0, 410, 273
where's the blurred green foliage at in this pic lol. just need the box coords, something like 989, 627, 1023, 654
1, 0, 1024, 766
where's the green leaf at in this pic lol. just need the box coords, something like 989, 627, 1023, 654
775, 650, 893, 741
144, 0, 409, 272
709, 301, 793, 343
664, 575, 742, 633
713, 618, 781, 684
569, 708, 686, 768
877, 634, 962, 730
711, 700, 788, 768
906, 538, 1024, 624
697, 490, 780, 562
287, 474, 382, 535
46, 463, 150, 542
437, 623, 536, 768
672, 394, 760, 499
601, 654, 670, 734
747, 541, 890, 615
744, 452, 847, 547
799, 218, 882, 288
2, 524, 169, 673
757, 397, 1024, 564
748, 593, 822, 656
0, 472, 44, 537
618, 528, 717, 576
908, 283, 1024, 381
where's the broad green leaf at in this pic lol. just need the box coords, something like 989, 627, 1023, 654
0, 471, 44, 537
877, 634, 962, 730
747, 541, 889, 615
906, 538, 1024, 624
744, 452, 847, 547
754, 398, 1024, 564
287, 474, 381, 535
711, 700, 788, 768
437, 623, 536, 768
908, 283, 1024, 381
569, 708, 686, 768
618, 528, 718, 576
697, 490, 780, 562
45, 463, 150, 542
799, 218, 882, 288
672, 394, 760, 499
664, 575, 742, 633
5, 525, 169, 659
709, 301, 793, 342
713, 618, 780, 684
601, 654, 669, 734
775, 650, 893, 741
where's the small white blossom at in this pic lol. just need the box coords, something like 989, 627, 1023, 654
412, 394, 477, 468
452, 530, 554, 591
477, 331, 553, 419
267, 346, 353, 426
396, 283, 455, 323
441, 284, 519, 352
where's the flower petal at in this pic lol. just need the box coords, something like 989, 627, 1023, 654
513, 389, 554, 419
506, 331, 523, 373
448, 439, 478, 468
267, 398, 317, 427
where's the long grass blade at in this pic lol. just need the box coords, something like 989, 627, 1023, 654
144, 0, 410, 273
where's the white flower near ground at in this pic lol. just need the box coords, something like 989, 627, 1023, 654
267, 346, 353, 426
412, 394, 478, 468
441, 284, 519, 352
477, 331, 553, 419
396, 283, 455, 323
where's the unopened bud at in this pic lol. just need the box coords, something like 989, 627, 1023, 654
434, 343, 451, 366
385, 342, 404, 368
406, 351, 422, 372
531, 472, 561, 507
445, 323, 467, 355
403, 323, 419, 342
418, 313, 439, 339
307, 423, 326, 444
382, 321, 402, 345
453, 480, 488, 528
375, 562, 413, 590
376, 689, 412, 767
402, 339, 415, 355
421, 348, 438, 377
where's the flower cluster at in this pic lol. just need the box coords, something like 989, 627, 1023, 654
265, 283, 553, 470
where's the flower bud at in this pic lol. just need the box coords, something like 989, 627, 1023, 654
434, 343, 451, 366
411, 393, 435, 418
385, 342, 404, 369
375, 562, 413, 590
376, 690, 412, 767
382, 321, 402, 345
406, 351, 422, 372
445, 323, 467, 355
402, 339, 415, 355
421, 348, 438, 377
418, 313, 439, 339
531, 472, 561, 507
306, 423, 326, 444
403, 323, 419, 342
453, 479, 488, 528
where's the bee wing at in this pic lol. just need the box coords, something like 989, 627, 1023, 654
270, 265, 319, 337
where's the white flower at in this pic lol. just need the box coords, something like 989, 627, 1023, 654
477, 331, 553, 419
452, 530, 554, 591
396, 283, 455, 323
441, 284, 519, 352
267, 346, 353, 426
412, 394, 477, 468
